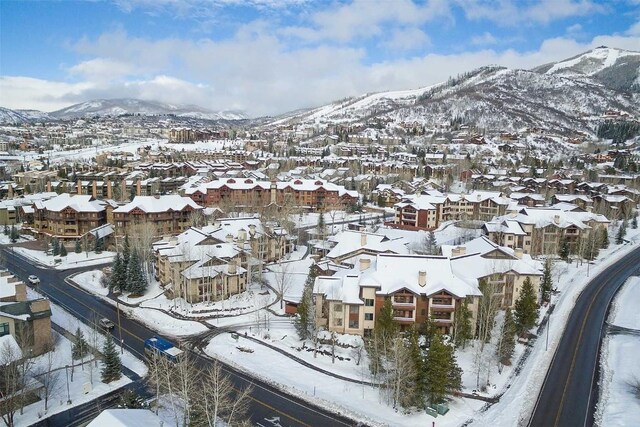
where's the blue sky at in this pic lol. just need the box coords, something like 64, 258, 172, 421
1, 0, 639, 116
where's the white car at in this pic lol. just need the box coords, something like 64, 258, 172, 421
99, 318, 115, 330
28, 275, 40, 285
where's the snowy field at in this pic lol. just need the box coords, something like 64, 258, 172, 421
13, 247, 115, 270
595, 277, 640, 426
71, 270, 109, 296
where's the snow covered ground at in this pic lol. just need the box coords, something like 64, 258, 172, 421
595, 277, 640, 426
71, 270, 109, 296
205, 332, 485, 427
471, 226, 640, 426
13, 247, 115, 270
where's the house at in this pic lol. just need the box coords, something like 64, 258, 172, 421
88, 409, 164, 427
0, 271, 52, 356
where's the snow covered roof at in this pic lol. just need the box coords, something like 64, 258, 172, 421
113, 195, 202, 213
38, 193, 105, 213
87, 409, 164, 427
326, 230, 408, 261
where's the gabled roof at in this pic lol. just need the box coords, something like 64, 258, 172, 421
113, 195, 202, 214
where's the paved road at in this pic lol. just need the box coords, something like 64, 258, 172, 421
529, 246, 640, 427
0, 247, 361, 427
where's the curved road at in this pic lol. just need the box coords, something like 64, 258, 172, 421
0, 247, 361, 427
529, 246, 640, 427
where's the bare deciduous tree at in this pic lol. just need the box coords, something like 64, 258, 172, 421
34, 350, 60, 412
0, 341, 26, 427
272, 262, 293, 310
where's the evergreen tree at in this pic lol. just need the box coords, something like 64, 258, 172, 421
9, 225, 18, 243
72, 327, 89, 360
541, 258, 553, 303
3, 224, 8, 236
599, 227, 609, 249
514, 277, 538, 337
424, 334, 462, 404
453, 299, 473, 348
122, 235, 130, 267
616, 220, 628, 244
94, 237, 103, 253
109, 252, 126, 293
101, 335, 122, 383
317, 212, 325, 241
295, 267, 316, 340
558, 237, 570, 261
52, 238, 60, 256
408, 327, 426, 408
59, 243, 68, 257
127, 251, 148, 295
497, 309, 516, 366
375, 297, 397, 343
119, 389, 144, 409
75, 239, 82, 253
632, 214, 638, 230
427, 231, 439, 255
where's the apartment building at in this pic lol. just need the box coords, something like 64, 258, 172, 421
25, 193, 107, 239
110, 195, 203, 236
313, 241, 541, 337
185, 178, 359, 211
483, 207, 610, 256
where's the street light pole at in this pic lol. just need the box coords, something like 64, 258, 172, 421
117, 299, 123, 354
65, 365, 72, 404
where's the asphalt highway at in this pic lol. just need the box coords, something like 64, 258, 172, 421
528, 246, 640, 427
0, 247, 361, 427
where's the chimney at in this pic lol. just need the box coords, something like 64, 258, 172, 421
106, 179, 112, 199
360, 233, 367, 246
554, 214, 560, 224
451, 246, 466, 257
248, 224, 257, 236
228, 259, 237, 275
270, 179, 277, 205
359, 258, 371, 271
121, 179, 127, 202
46, 181, 52, 193
92, 180, 97, 198
418, 270, 427, 287
77, 179, 82, 195
238, 228, 247, 241
514, 247, 523, 259
136, 179, 142, 196
226, 233, 234, 243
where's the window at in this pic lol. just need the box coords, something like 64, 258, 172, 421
0, 323, 9, 337
365, 299, 374, 307
333, 304, 343, 312
365, 313, 373, 321
349, 305, 359, 314
348, 320, 359, 329
333, 318, 343, 327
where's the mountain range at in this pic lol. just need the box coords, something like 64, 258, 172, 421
267, 46, 640, 136
0, 99, 248, 125
1, 46, 638, 135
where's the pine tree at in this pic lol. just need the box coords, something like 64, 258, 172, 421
453, 299, 473, 348
632, 214, 638, 230
497, 309, 516, 366
109, 252, 126, 293
3, 224, 8, 236
376, 297, 397, 344
122, 235, 130, 267
94, 237, 103, 253
119, 389, 144, 409
408, 327, 426, 408
558, 237, 570, 261
101, 335, 122, 383
317, 212, 325, 241
599, 227, 609, 249
127, 251, 147, 295
424, 333, 462, 404
616, 222, 626, 244
427, 231, 439, 255
59, 243, 68, 257
10, 225, 18, 243
295, 267, 316, 340
541, 258, 553, 303
52, 238, 60, 256
72, 327, 89, 360
75, 239, 82, 253
514, 277, 538, 337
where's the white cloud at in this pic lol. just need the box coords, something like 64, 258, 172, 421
566, 23, 582, 34
455, 0, 607, 25
380, 27, 431, 51
2, 22, 639, 116
471, 31, 498, 45
628, 20, 640, 36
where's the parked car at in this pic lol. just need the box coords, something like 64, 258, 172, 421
99, 318, 115, 329
28, 275, 40, 285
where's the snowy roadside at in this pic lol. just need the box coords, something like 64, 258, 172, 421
471, 230, 640, 426
12, 247, 115, 270
594, 276, 640, 426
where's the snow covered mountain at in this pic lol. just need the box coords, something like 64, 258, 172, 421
268, 47, 640, 136
49, 98, 248, 121
533, 46, 640, 92
0, 107, 55, 125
